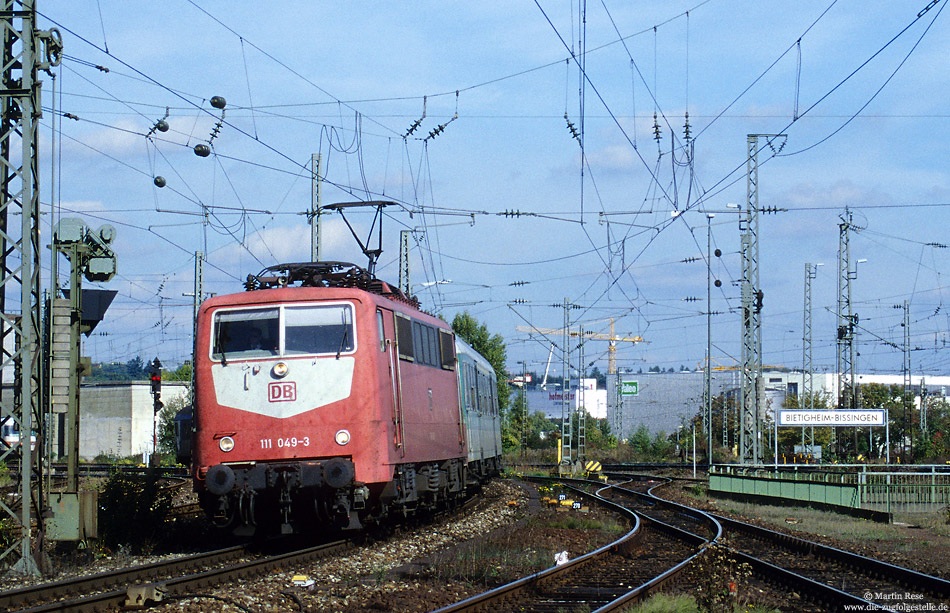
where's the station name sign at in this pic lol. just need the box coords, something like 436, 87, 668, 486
778, 410, 886, 427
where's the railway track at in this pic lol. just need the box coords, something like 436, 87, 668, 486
435, 475, 949, 612
433, 483, 709, 612
606, 474, 950, 611
2, 479, 492, 611
716, 512, 950, 610
1, 544, 252, 611
8, 539, 351, 612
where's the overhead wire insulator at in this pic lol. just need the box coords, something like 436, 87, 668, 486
405, 118, 423, 137
652, 112, 661, 143
209, 120, 224, 142
405, 95, 428, 137
147, 107, 170, 138
683, 111, 691, 143
425, 113, 457, 142
208, 108, 226, 144
564, 113, 580, 142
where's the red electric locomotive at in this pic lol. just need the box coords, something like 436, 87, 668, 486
190, 261, 502, 534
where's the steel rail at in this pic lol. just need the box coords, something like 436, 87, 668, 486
638, 475, 950, 610
0, 544, 249, 610
16, 540, 351, 613
433, 478, 718, 612
715, 512, 950, 601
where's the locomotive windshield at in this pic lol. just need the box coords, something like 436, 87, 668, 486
284, 305, 353, 356
211, 303, 354, 360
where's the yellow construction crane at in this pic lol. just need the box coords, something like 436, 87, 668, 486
696, 357, 786, 372
516, 319, 643, 375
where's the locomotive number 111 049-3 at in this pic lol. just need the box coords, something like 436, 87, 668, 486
260, 437, 311, 449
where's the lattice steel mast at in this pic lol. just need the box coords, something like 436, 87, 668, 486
902, 300, 912, 462
0, 0, 60, 574
835, 209, 859, 455
559, 298, 572, 469
802, 263, 818, 450
739, 134, 784, 464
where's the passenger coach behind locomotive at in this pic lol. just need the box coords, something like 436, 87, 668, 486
190, 262, 502, 535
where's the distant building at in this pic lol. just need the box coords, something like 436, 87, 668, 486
523, 378, 607, 420
78, 381, 189, 459
607, 370, 950, 442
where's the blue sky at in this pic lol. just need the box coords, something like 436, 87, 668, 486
38, 1, 950, 379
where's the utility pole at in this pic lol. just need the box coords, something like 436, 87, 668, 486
902, 300, 911, 463
182, 251, 203, 402
398, 230, 410, 296
310, 153, 322, 262
836, 209, 863, 456
559, 298, 572, 471
802, 263, 819, 455
0, 0, 61, 575
740, 134, 784, 464
613, 370, 622, 443
576, 325, 586, 464
705, 213, 714, 464
519, 361, 527, 460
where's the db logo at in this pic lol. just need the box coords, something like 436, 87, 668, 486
268, 381, 296, 402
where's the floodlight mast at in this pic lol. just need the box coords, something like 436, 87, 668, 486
323, 201, 395, 276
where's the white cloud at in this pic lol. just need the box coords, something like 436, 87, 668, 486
57, 199, 107, 214
212, 218, 353, 266
784, 179, 893, 210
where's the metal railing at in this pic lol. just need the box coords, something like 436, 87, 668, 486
711, 464, 950, 513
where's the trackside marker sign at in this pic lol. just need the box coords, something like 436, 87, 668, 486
778, 410, 885, 427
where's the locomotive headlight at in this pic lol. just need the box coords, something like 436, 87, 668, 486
272, 362, 289, 378
334, 429, 351, 446
219, 436, 235, 452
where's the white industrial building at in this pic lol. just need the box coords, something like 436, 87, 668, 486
522, 378, 608, 420
78, 381, 189, 459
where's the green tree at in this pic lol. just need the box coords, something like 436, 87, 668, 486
164, 362, 192, 382
451, 312, 509, 411
504, 389, 526, 450
630, 424, 651, 456
526, 411, 558, 449
588, 366, 607, 389
651, 431, 672, 458
89, 356, 150, 381
919, 398, 950, 460
157, 393, 190, 462
125, 356, 146, 379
